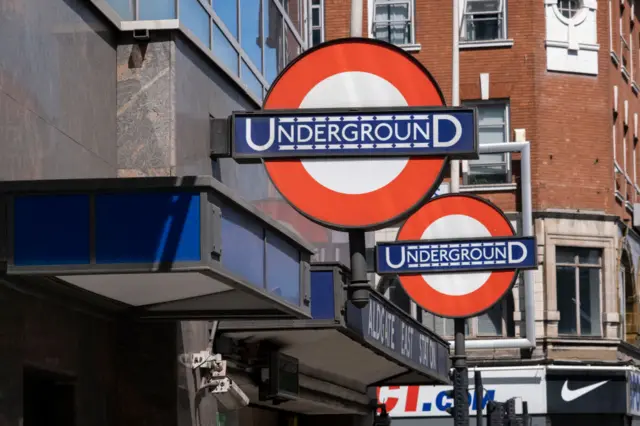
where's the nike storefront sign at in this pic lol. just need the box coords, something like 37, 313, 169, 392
546, 372, 627, 414
560, 380, 608, 402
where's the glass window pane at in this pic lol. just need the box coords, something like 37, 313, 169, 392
422, 311, 436, 331
264, 0, 284, 84
579, 268, 601, 336
181, 0, 211, 48
285, 25, 301, 65
240, 0, 262, 72
374, 3, 409, 21
577, 248, 601, 265
108, 0, 134, 19
213, 24, 239, 75
556, 247, 577, 264
477, 105, 506, 125
213, 0, 238, 38
312, 29, 322, 46
241, 61, 263, 99
477, 303, 503, 336
557, 265, 578, 334
312, 8, 321, 26
467, 164, 508, 185
466, 17, 501, 41
466, 0, 501, 13
138, 0, 176, 19
479, 128, 506, 145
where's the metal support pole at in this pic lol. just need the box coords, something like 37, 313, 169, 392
453, 319, 469, 426
474, 370, 483, 426
450, 0, 461, 192
349, 230, 370, 308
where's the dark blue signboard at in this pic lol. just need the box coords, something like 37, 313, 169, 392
231, 107, 478, 161
376, 236, 537, 275
345, 291, 450, 380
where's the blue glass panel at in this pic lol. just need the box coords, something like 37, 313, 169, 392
240, 0, 262, 72
221, 207, 264, 287
14, 195, 90, 266
241, 61, 263, 99
213, 24, 239, 75
139, 0, 177, 19
310, 271, 335, 320
181, 0, 211, 48
212, 0, 238, 38
265, 231, 300, 305
106, 0, 134, 20
95, 193, 201, 264
264, 0, 283, 84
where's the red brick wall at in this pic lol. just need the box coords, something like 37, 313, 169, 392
322, 0, 640, 216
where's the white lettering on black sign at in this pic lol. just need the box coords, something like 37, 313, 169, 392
367, 298, 396, 350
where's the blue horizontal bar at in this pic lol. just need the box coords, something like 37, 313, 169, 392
232, 108, 477, 160
376, 236, 537, 275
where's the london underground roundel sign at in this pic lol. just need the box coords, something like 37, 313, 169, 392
262, 39, 451, 230
385, 194, 535, 318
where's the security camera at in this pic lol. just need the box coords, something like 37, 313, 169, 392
204, 377, 250, 412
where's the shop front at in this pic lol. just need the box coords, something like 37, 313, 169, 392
379, 365, 640, 426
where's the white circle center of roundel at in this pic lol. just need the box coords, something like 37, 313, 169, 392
298, 71, 410, 195
420, 214, 492, 296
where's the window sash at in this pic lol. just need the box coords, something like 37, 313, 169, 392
556, 248, 603, 337
372, 0, 413, 44
462, 102, 510, 183
462, 0, 506, 41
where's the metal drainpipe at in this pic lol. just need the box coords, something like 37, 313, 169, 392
449, 142, 537, 351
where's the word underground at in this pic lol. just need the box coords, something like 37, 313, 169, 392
366, 296, 438, 371
232, 110, 475, 158
376, 236, 537, 275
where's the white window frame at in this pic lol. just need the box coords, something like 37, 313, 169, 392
557, 0, 583, 19
461, 0, 508, 42
371, 0, 416, 46
462, 100, 512, 186
555, 247, 603, 337
622, 13, 632, 78
308, 0, 324, 47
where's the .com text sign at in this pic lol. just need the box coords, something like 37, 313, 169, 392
231, 107, 477, 161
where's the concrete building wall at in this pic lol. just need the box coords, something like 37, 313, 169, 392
0, 0, 118, 180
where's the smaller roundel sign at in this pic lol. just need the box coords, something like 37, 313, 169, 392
385, 194, 535, 318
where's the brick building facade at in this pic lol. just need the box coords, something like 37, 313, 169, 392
318, 0, 640, 367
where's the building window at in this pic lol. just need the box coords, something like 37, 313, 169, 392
309, 0, 324, 47
422, 297, 515, 338
556, 247, 602, 336
372, 0, 414, 45
462, 101, 511, 186
557, 0, 582, 19
462, 0, 507, 42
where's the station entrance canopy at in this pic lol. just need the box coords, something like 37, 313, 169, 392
216, 263, 450, 415
0, 176, 314, 320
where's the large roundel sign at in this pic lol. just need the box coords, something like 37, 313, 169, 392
375, 194, 537, 318
253, 39, 473, 230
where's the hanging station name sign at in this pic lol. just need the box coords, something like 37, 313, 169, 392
376, 236, 537, 275
231, 108, 478, 161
